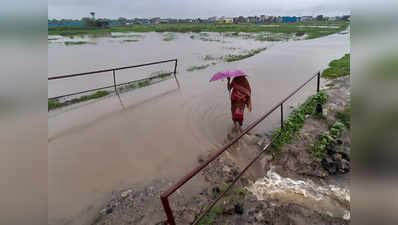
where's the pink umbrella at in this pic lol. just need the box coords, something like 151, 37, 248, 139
209, 70, 247, 82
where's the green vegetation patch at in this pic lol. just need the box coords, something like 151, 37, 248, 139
122, 39, 139, 42
203, 55, 216, 60
49, 21, 349, 40
138, 80, 150, 87
187, 64, 210, 71
117, 72, 171, 93
336, 106, 350, 128
310, 122, 345, 159
162, 33, 177, 41
322, 54, 350, 79
48, 90, 110, 111
64, 41, 94, 46
224, 47, 266, 62
197, 183, 247, 224
272, 91, 328, 151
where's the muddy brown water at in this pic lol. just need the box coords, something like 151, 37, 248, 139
48, 31, 349, 225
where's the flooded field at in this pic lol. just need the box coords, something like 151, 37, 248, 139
48, 30, 349, 225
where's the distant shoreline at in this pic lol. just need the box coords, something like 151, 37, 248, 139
48, 21, 349, 40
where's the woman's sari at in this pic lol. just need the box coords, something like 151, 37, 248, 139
229, 76, 251, 125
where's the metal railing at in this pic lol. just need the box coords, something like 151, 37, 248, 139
48, 59, 179, 100
160, 71, 321, 225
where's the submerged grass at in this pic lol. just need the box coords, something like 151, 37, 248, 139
121, 39, 139, 42
162, 33, 177, 41
64, 41, 93, 45
187, 64, 210, 71
322, 54, 350, 79
48, 90, 110, 111
49, 72, 172, 111
272, 91, 329, 152
224, 47, 266, 62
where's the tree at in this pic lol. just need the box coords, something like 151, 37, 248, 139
82, 17, 95, 26
90, 12, 95, 20
342, 15, 351, 21
316, 15, 324, 21
118, 17, 128, 25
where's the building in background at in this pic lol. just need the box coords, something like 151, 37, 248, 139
208, 16, 218, 23
282, 16, 298, 22
150, 17, 160, 24
300, 16, 313, 22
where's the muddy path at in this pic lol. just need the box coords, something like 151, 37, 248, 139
48, 33, 349, 225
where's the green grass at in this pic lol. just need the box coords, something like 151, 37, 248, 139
197, 183, 247, 224
187, 64, 210, 71
48, 22, 349, 39
224, 47, 266, 62
322, 54, 350, 79
48, 90, 110, 111
310, 121, 345, 159
336, 106, 350, 128
272, 91, 329, 151
118, 72, 172, 92
64, 41, 93, 45
138, 80, 150, 87
121, 39, 139, 42
203, 55, 216, 60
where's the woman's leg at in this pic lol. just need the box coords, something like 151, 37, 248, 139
237, 120, 243, 133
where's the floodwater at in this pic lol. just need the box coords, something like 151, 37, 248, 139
48, 31, 349, 225
247, 169, 350, 220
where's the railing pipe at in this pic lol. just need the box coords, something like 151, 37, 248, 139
173, 60, 180, 89
192, 133, 280, 225
160, 71, 321, 225
48, 59, 178, 80
280, 103, 284, 129
48, 59, 178, 100
113, 70, 117, 94
160, 196, 176, 225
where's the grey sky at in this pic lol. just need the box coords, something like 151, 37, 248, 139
48, 0, 350, 19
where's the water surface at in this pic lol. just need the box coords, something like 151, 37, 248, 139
48, 31, 349, 225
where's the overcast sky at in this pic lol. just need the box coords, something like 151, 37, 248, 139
48, 0, 350, 19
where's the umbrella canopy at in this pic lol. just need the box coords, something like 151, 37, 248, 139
209, 70, 247, 82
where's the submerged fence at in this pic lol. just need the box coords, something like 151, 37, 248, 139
160, 71, 322, 225
48, 59, 179, 100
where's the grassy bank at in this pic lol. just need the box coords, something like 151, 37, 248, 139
48, 21, 349, 39
224, 48, 266, 62
322, 54, 350, 79
272, 91, 328, 151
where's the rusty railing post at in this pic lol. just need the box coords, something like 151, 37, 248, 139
113, 69, 118, 94
173, 59, 180, 89
280, 103, 284, 129
161, 195, 176, 225
316, 71, 323, 114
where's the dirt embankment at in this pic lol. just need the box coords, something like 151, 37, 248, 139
92, 76, 350, 225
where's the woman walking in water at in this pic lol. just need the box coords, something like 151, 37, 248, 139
227, 76, 252, 132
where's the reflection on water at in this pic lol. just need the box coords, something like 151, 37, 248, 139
247, 169, 350, 219
48, 31, 349, 225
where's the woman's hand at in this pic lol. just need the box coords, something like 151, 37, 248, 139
248, 105, 252, 112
